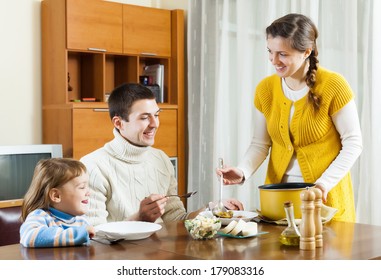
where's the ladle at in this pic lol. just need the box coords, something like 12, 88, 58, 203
212, 158, 230, 217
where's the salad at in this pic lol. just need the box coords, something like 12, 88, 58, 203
184, 215, 221, 239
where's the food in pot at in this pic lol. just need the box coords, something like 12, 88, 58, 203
213, 210, 234, 218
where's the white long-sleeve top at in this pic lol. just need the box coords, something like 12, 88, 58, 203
238, 78, 363, 193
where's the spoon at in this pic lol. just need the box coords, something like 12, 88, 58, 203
212, 158, 229, 217
166, 191, 198, 199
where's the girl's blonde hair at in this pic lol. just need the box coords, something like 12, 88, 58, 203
21, 158, 87, 221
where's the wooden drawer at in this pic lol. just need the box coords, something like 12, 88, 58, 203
72, 108, 114, 159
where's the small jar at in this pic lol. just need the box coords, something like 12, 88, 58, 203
279, 201, 301, 246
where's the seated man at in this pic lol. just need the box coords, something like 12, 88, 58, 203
81, 83, 243, 226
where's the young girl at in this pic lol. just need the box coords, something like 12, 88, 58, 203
20, 158, 95, 247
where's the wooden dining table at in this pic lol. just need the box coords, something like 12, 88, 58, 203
1, 220, 381, 260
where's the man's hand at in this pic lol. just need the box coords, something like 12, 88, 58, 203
138, 194, 168, 222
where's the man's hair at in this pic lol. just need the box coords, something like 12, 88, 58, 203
108, 83, 155, 121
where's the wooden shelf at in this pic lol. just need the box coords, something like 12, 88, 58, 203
0, 199, 23, 209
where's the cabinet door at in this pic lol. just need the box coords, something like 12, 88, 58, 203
72, 108, 114, 159
123, 5, 171, 56
154, 109, 177, 157
66, 0, 123, 53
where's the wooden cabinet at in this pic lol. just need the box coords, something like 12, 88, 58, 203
66, 0, 123, 53
72, 107, 114, 159
123, 5, 171, 56
154, 109, 177, 157
42, 0, 186, 195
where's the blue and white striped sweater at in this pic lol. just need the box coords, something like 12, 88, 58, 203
20, 207, 90, 247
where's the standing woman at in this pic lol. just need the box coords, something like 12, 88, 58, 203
217, 13, 362, 222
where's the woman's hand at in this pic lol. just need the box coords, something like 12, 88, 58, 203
216, 166, 245, 185
223, 198, 244, 210
314, 184, 328, 203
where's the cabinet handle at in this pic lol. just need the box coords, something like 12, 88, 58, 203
88, 48, 107, 52
141, 52, 157, 56
93, 108, 109, 112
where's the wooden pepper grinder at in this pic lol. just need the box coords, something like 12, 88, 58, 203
299, 187, 315, 250
311, 187, 323, 248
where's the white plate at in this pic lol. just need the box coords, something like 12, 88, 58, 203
199, 210, 258, 225
95, 221, 162, 241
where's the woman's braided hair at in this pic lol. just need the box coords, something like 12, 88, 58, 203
266, 13, 321, 110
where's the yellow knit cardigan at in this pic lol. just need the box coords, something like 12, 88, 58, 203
254, 67, 355, 222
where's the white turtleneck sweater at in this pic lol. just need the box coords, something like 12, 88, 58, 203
80, 128, 187, 226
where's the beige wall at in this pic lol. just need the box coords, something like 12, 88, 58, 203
0, 0, 187, 146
